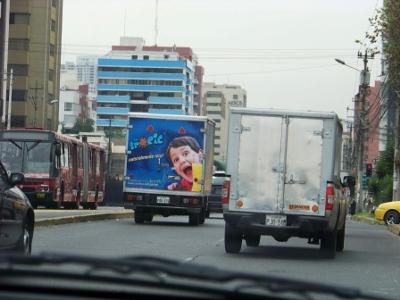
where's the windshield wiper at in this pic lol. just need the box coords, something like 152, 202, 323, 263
0, 253, 393, 300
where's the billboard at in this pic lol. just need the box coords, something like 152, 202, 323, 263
125, 117, 205, 192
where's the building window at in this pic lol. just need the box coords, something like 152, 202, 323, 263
233, 94, 238, 100
8, 64, 28, 76
131, 55, 138, 60
164, 55, 169, 60
7, 90, 27, 102
64, 103, 73, 111
48, 69, 55, 81
9, 39, 30, 51
49, 44, 56, 56
52, 0, 57, 7
10, 13, 30, 24
11, 116, 26, 128
143, 55, 149, 60
51, 20, 56, 32
206, 91, 222, 98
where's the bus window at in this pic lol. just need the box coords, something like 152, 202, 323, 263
0, 141, 23, 173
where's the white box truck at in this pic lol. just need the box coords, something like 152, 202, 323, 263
123, 113, 215, 226
223, 108, 352, 258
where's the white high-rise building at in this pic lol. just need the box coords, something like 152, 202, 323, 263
77, 55, 98, 93
203, 83, 247, 163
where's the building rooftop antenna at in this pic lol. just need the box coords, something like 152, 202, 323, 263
154, 0, 159, 46
123, 10, 127, 36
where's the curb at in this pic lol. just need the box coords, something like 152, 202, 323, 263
388, 224, 400, 236
352, 215, 400, 237
351, 215, 384, 225
35, 212, 134, 227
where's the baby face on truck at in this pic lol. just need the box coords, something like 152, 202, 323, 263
166, 136, 202, 183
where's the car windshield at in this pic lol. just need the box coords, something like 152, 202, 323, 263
1, 1, 400, 300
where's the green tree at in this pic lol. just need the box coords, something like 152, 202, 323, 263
366, 0, 400, 92
69, 118, 95, 134
213, 160, 226, 172
368, 139, 394, 204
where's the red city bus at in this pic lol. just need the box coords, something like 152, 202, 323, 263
0, 129, 106, 209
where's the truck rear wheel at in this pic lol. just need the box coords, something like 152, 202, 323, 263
245, 234, 261, 247
145, 214, 153, 223
134, 210, 145, 224
320, 232, 337, 259
189, 213, 200, 226
336, 224, 345, 252
199, 209, 206, 224
224, 223, 242, 253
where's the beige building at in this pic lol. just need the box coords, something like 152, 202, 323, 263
203, 82, 247, 163
8, 0, 63, 129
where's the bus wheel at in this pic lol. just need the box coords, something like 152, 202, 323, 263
88, 202, 98, 210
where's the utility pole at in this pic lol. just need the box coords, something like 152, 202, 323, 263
6, 68, 13, 129
355, 50, 373, 211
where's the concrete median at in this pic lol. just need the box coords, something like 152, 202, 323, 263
35, 211, 134, 227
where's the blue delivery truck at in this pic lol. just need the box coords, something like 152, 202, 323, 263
123, 113, 215, 226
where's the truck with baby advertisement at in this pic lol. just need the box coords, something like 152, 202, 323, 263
123, 113, 215, 226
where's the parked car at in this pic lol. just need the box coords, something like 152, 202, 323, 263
374, 201, 400, 225
0, 161, 34, 255
206, 171, 228, 217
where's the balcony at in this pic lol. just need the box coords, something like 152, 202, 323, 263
96, 95, 130, 104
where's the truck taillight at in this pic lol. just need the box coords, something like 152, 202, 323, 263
221, 180, 230, 204
325, 183, 334, 211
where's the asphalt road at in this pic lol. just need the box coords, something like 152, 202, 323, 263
32, 214, 400, 299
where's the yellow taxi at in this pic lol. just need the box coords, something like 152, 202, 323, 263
374, 201, 400, 225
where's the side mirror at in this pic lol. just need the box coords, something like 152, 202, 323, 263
343, 176, 356, 188
9, 172, 24, 186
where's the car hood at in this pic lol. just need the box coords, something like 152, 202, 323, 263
379, 201, 400, 209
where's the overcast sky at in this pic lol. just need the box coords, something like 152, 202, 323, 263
62, 0, 382, 119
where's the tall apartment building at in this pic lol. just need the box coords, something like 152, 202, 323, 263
60, 62, 96, 131
8, 0, 63, 130
76, 55, 97, 93
203, 82, 247, 163
96, 37, 203, 131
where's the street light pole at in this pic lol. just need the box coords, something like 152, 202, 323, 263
107, 119, 112, 179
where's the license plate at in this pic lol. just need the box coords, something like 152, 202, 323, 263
156, 196, 170, 204
36, 193, 46, 199
265, 215, 287, 226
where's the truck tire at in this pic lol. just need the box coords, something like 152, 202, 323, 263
336, 224, 345, 252
199, 209, 206, 224
189, 213, 200, 226
320, 232, 337, 259
134, 210, 145, 224
145, 214, 153, 223
224, 223, 242, 253
245, 234, 261, 247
